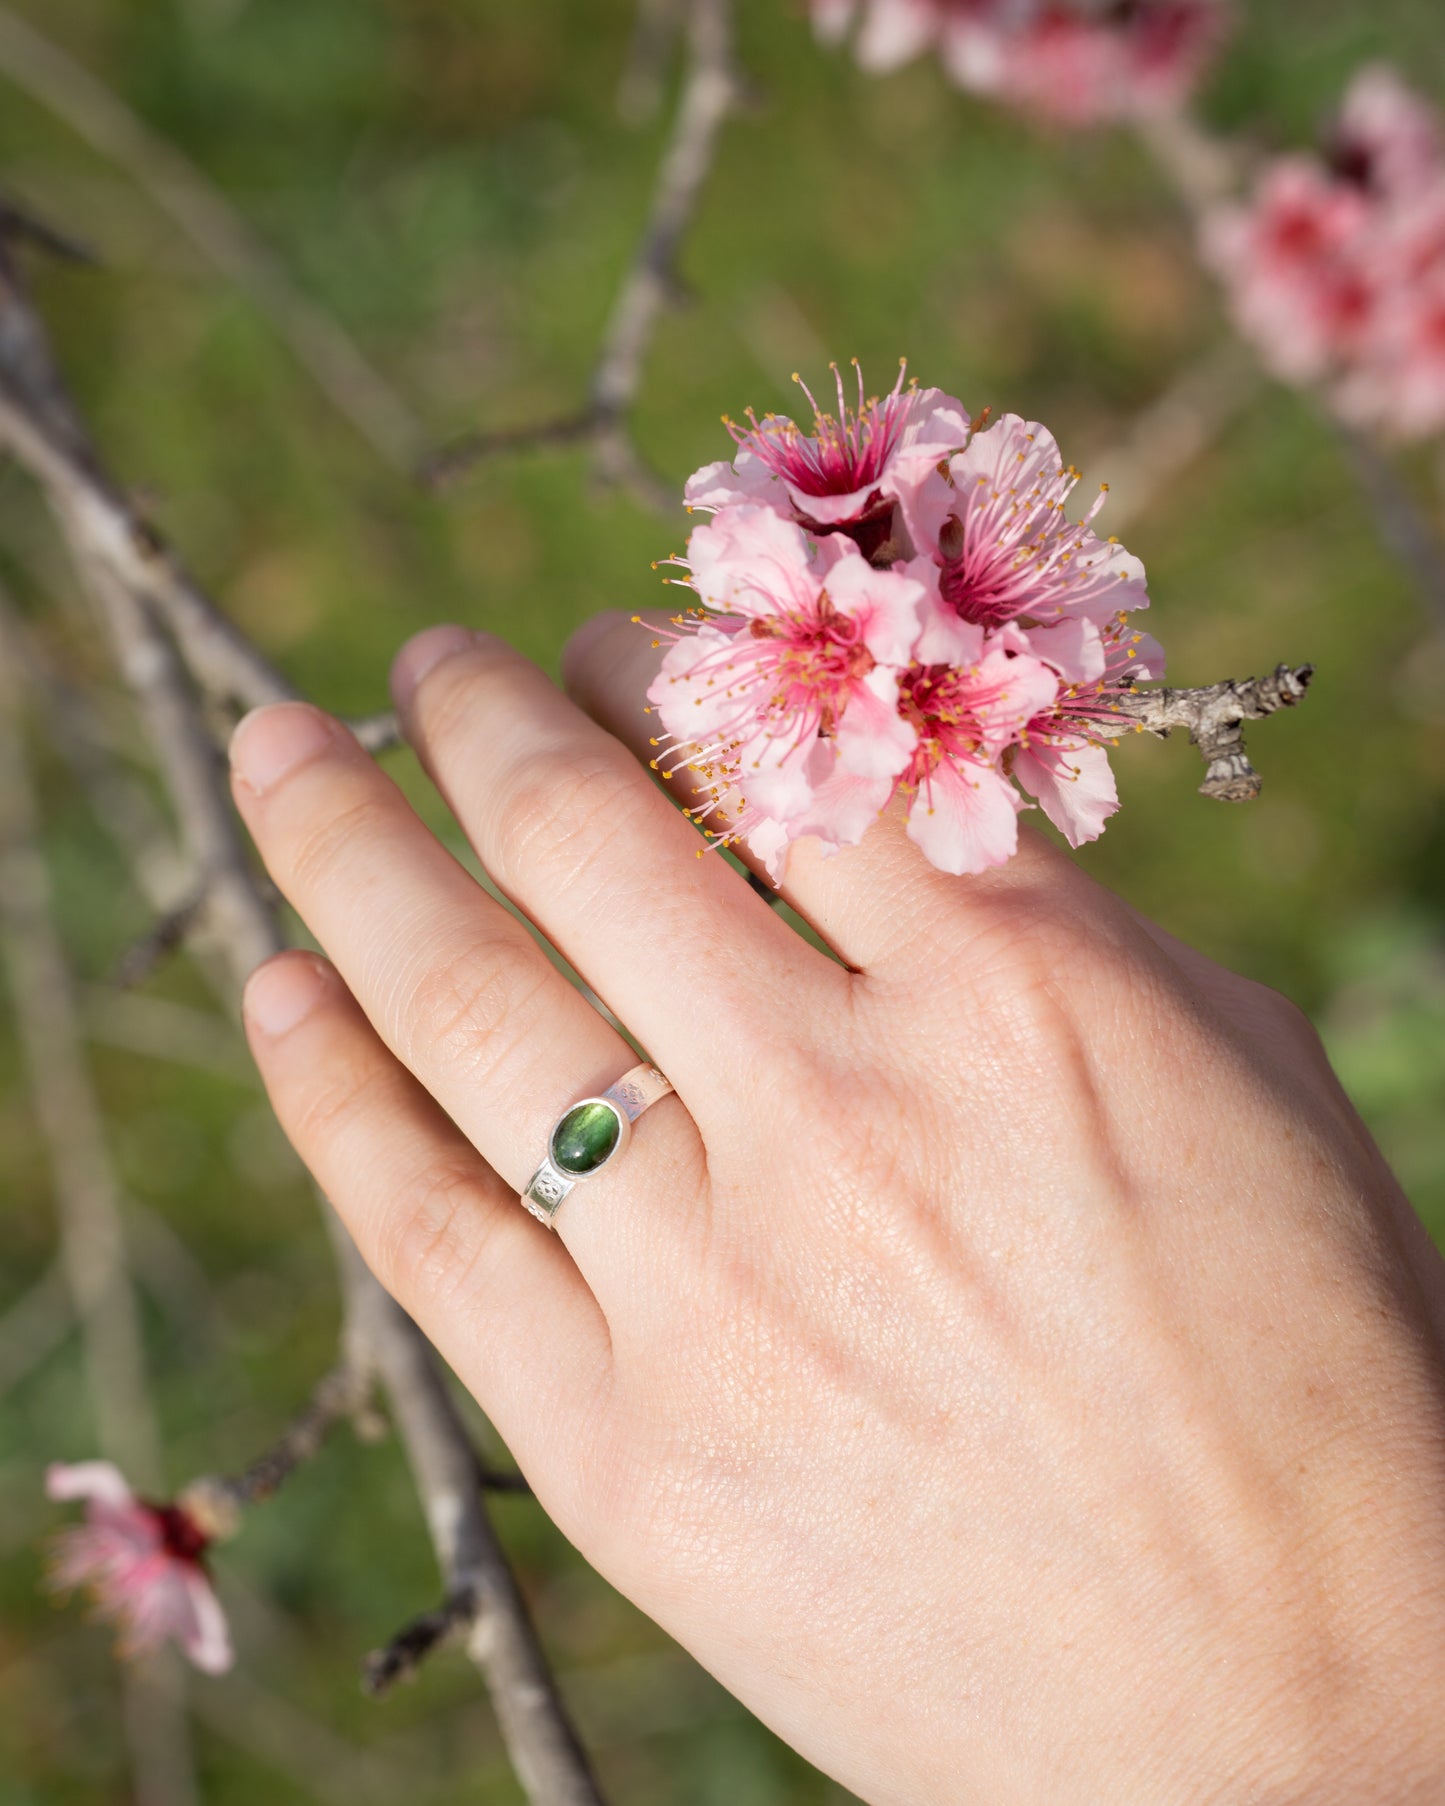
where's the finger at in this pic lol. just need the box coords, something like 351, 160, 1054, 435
229, 702, 704, 1296
388, 626, 844, 1104
561, 608, 1113, 978
242, 951, 607, 1502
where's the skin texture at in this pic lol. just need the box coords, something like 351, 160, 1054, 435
230, 616, 1445, 1806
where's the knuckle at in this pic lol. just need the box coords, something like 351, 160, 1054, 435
1251, 981, 1326, 1053
375, 1157, 499, 1307
284, 790, 389, 895
489, 745, 650, 891
290, 1053, 393, 1152
401, 936, 555, 1090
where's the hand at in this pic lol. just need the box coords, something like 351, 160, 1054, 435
230, 619, 1445, 1806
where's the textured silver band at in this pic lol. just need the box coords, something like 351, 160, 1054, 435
521, 1063, 674, 1229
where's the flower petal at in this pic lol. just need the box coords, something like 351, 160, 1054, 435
178, 1567, 234, 1675
834, 665, 917, 781
46, 1462, 135, 1509
683, 449, 782, 515
906, 758, 1023, 876
1014, 740, 1120, 847
686, 506, 816, 619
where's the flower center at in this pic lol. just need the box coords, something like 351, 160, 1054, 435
749, 594, 876, 733
153, 1503, 210, 1564
728, 360, 913, 501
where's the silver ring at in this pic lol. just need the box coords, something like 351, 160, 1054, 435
521, 1063, 674, 1228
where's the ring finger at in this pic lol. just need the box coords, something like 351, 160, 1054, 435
229, 701, 703, 1298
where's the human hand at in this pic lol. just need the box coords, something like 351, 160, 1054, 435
230, 619, 1445, 1806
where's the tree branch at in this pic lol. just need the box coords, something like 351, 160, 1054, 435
0, 6, 426, 470
1093, 664, 1314, 801
0, 599, 200, 1806
617, 0, 686, 126
423, 0, 742, 507
1086, 341, 1260, 533
212, 1362, 377, 1513
0, 215, 604, 1806
1334, 426, 1445, 637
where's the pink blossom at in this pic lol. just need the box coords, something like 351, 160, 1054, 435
813, 0, 1226, 126
684, 361, 970, 554
1330, 63, 1443, 201
957, 1, 1227, 127
1332, 183, 1445, 440
45, 1461, 232, 1674
897, 629, 1059, 874
1203, 159, 1377, 386
1204, 67, 1445, 441
1339, 259, 1445, 442
1012, 614, 1164, 846
651, 374, 1165, 878
905, 412, 1151, 672
647, 506, 924, 833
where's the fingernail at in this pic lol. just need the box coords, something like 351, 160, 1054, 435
230, 704, 337, 795
244, 955, 329, 1037
390, 625, 476, 711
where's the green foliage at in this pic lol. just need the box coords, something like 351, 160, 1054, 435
2, 1, 1443, 1798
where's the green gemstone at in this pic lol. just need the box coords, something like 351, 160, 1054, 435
551, 1101, 622, 1177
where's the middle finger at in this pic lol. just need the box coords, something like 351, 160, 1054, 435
389, 625, 843, 1109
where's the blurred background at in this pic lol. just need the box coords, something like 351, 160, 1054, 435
1, 1, 1443, 1801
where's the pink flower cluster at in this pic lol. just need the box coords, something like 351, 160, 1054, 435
813, 0, 1226, 126
1205, 66, 1445, 441
46, 1461, 232, 1673
648, 363, 1160, 879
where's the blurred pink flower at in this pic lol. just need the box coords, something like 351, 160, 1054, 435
1204, 67, 1445, 440
1203, 159, 1377, 386
1329, 63, 1443, 201
46, 1461, 232, 1674
813, 0, 1226, 125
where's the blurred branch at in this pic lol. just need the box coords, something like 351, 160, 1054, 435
1335, 427, 1445, 637
341, 1268, 601, 1798
0, 191, 94, 263
0, 6, 426, 470
347, 708, 404, 756
210, 1361, 376, 1513
424, 0, 744, 509
0, 213, 605, 1806
0, 379, 300, 714
1135, 106, 1239, 218
364, 1585, 481, 1697
1094, 664, 1315, 801
0, 1260, 72, 1399
112, 881, 211, 988
1088, 341, 1259, 533
617, 0, 686, 125
0, 601, 200, 1806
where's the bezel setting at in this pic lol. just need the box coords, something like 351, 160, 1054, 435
549, 1096, 631, 1179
